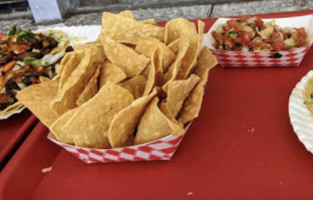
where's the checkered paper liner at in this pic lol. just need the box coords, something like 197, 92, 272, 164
47, 124, 190, 164
201, 15, 313, 67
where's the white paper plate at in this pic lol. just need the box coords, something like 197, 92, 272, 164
0, 25, 101, 120
289, 70, 313, 154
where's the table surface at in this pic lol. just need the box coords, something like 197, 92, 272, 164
1, 10, 313, 200
0, 110, 37, 169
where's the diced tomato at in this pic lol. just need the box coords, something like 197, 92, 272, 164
222, 25, 231, 32
255, 17, 264, 28
272, 41, 287, 51
292, 27, 308, 47
227, 20, 241, 30
239, 16, 249, 23
224, 38, 235, 50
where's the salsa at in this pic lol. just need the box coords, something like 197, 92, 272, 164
212, 16, 309, 52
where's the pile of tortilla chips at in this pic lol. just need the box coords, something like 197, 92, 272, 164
17, 10, 217, 149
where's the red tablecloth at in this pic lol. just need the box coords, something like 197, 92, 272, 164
0, 110, 37, 169
1, 10, 313, 200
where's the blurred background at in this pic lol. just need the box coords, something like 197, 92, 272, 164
0, 0, 312, 32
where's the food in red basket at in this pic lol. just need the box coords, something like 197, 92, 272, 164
16, 10, 218, 151
0, 26, 69, 115
212, 16, 309, 52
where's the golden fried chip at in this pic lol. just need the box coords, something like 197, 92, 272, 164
135, 37, 175, 72
166, 74, 200, 118
61, 81, 134, 149
167, 38, 180, 55
108, 88, 157, 148
162, 37, 190, 92
39, 76, 50, 83
55, 51, 74, 74
143, 47, 162, 96
58, 51, 84, 90
50, 46, 103, 116
100, 12, 164, 44
73, 44, 105, 60
119, 75, 146, 99
101, 37, 149, 77
141, 19, 157, 25
99, 62, 127, 88
118, 10, 156, 25
178, 20, 205, 79
50, 107, 79, 144
118, 10, 134, 18
76, 65, 100, 106
134, 97, 184, 145
177, 47, 217, 124
16, 79, 59, 127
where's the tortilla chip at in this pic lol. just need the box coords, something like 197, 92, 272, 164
167, 38, 180, 55
50, 107, 79, 144
118, 10, 134, 18
76, 65, 100, 106
178, 20, 205, 79
61, 81, 134, 149
101, 37, 149, 77
16, 79, 59, 127
119, 75, 146, 99
143, 47, 162, 96
135, 37, 175, 72
55, 51, 73, 74
162, 37, 190, 92
163, 19, 198, 79
134, 97, 184, 145
141, 19, 157, 25
166, 74, 200, 118
39, 76, 50, 83
118, 10, 156, 25
73, 42, 105, 54
177, 47, 217, 124
108, 88, 157, 148
50, 46, 103, 116
100, 12, 164, 44
58, 51, 84, 91
99, 62, 127, 88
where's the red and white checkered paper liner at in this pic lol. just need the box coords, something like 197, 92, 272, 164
201, 14, 313, 68
47, 124, 190, 164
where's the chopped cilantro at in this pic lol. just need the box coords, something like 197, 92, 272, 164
22, 74, 32, 86
7, 26, 17, 37
8, 98, 15, 105
23, 56, 41, 66
23, 56, 37, 64
16, 29, 33, 44
235, 42, 242, 47
228, 30, 238, 38
6, 26, 34, 43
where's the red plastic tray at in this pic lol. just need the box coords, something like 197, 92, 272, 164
2, 10, 313, 200
0, 110, 37, 169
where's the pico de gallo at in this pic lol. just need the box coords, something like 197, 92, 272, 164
0, 26, 68, 111
212, 16, 309, 52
